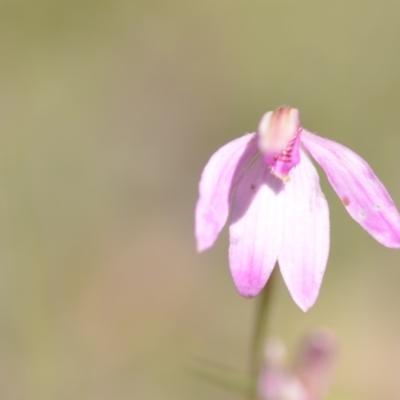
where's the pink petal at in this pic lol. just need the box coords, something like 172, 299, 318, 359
302, 130, 400, 248
228, 156, 284, 298
195, 133, 258, 251
278, 150, 330, 312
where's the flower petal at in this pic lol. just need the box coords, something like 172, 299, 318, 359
278, 149, 330, 312
195, 133, 258, 251
302, 130, 400, 248
228, 156, 284, 298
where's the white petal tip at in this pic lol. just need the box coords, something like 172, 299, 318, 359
298, 302, 313, 313
195, 237, 214, 253
195, 220, 219, 252
293, 293, 318, 313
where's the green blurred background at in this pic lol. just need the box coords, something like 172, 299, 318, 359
1, 1, 400, 399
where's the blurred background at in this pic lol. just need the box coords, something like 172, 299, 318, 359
0, 1, 400, 399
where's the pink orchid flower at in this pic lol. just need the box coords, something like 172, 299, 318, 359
195, 107, 400, 311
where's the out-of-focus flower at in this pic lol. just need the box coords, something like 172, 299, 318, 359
258, 330, 337, 400
195, 107, 400, 311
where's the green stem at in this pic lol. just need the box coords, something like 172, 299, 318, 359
249, 268, 278, 398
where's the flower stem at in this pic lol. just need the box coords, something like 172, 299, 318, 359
249, 268, 278, 398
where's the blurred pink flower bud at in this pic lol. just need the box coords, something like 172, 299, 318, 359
258, 330, 337, 400
295, 329, 338, 400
